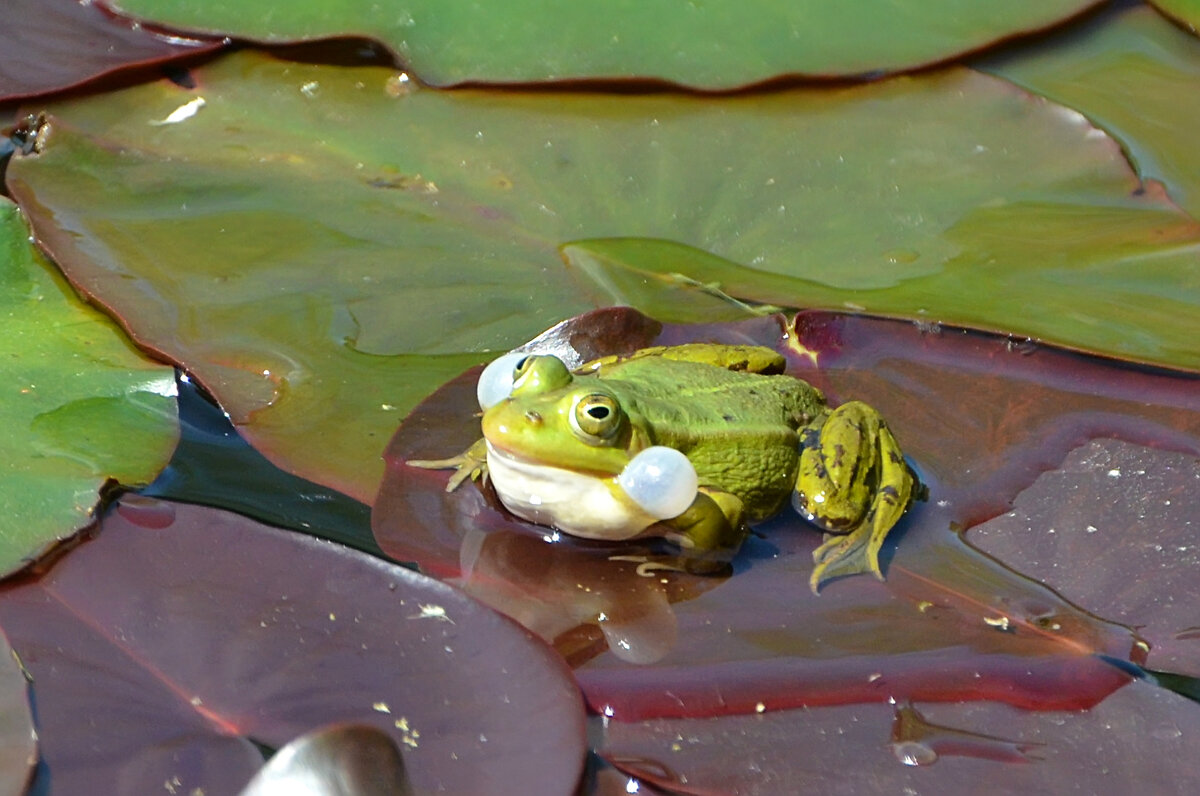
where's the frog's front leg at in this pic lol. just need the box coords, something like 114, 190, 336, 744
794, 401, 917, 593
408, 438, 489, 492
613, 487, 749, 576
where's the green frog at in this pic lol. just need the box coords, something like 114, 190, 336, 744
410, 343, 919, 592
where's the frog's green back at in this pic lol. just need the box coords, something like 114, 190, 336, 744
596, 357, 824, 518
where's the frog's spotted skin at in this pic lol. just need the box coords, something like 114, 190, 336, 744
411, 343, 920, 592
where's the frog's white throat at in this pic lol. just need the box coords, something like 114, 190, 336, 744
484, 442, 698, 541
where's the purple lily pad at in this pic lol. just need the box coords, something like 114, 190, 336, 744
967, 439, 1200, 677
599, 679, 1200, 795
0, 496, 586, 795
0, 628, 36, 796
0, 0, 224, 102
375, 307, 1200, 725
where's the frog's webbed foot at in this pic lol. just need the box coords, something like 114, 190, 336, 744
408, 438, 489, 492
794, 401, 918, 593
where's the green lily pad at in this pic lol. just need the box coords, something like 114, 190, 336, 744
8, 52, 1200, 503
104, 0, 1100, 88
563, 230, 1200, 370
980, 4, 1200, 218
1148, 0, 1200, 33
0, 197, 177, 575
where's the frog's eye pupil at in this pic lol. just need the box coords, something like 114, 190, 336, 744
587, 406, 609, 420
513, 356, 530, 377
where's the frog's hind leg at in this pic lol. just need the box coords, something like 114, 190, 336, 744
794, 401, 917, 593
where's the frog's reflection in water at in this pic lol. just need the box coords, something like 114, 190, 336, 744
452, 526, 724, 665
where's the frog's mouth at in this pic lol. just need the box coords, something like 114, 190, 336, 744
484, 442, 697, 541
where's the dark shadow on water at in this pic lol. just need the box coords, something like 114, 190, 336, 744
141, 370, 388, 561
1144, 667, 1200, 706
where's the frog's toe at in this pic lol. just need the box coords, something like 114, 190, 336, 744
408, 438, 490, 492
809, 527, 880, 593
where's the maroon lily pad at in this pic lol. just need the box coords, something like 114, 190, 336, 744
967, 439, 1200, 677
0, 628, 36, 796
0, 496, 586, 795
0, 0, 224, 102
599, 679, 1200, 795
375, 307, 1200, 725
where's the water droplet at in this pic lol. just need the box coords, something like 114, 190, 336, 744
892, 741, 938, 766
884, 249, 919, 264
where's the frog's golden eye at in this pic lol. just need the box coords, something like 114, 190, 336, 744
571, 393, 622, 442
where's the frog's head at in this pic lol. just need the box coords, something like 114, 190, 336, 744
476, 353, 698, 529
480, 354, 643, 475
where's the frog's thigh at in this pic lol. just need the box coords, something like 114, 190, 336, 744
663, 488, 748, 571
867, 422, 914, 536
796, 401, 881, 529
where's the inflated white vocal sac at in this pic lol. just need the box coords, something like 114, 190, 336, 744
476, 351, 527, 409
618, 446, 698, 519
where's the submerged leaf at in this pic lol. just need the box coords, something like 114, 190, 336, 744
0, 498, 586, 794
0, 197, 178, 576
967, 439, 1200, 677
9, 52, 1200, 503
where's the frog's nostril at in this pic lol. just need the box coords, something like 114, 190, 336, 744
525, 410, 543, 426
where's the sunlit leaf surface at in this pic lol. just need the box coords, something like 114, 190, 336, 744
104, 0, 1101, 88
981, 4, 1200, 218
376, 309, 1200, 729
563, 233, 1200, 371
0, 0, 223, 102
968, 439, 1200, 678
0, 497, 586, 794
0, 198, 178, 576
9, 51, 1200, 503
